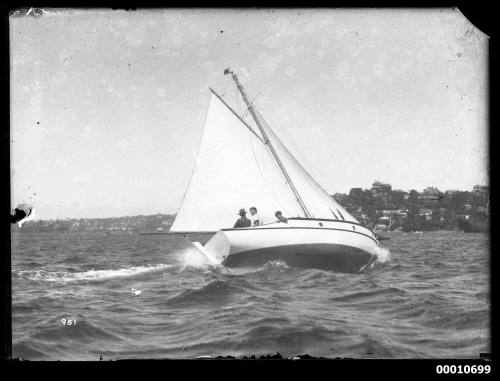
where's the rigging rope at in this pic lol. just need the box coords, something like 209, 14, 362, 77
259, 102, 322, 184
255, 107, 357, 220
233, 82, 242, 115
254, 111, 303, 218
247, 126, 292, 218
220, 78, 231, 98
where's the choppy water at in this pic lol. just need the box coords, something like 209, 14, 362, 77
11, 230, 489, 360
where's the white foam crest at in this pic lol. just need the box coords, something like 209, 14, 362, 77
18, 264, 172, 283
177, 246, 220, 271
260, 259, 290, 271
373, 246, 391, 264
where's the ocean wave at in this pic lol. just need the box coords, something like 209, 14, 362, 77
292, 268, 335, 285
233, 324, 337, 356
167, 278, 265, 307
12, 341, 55, 361
208, 260, 292, 277
341, 335, 424, 358
330, 286, 407, 302
12, 312, 131, 360
167, 280, 232, 307
17, 263, 173, 283
151, 324, 341, 359
33, 317, 123, 342
419, 308, 489, 330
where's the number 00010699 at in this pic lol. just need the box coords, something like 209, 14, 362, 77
436, 365, 491, 374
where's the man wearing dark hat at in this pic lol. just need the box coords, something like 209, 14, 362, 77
233, 208, 251, 228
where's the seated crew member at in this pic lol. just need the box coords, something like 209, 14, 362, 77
233, 208, 251, 228
249, 206, 261, 226
275, 210, 288, 223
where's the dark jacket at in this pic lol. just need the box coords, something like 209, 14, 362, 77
233, 217, 251, 228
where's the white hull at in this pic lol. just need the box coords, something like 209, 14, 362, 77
203, 219, 379, 273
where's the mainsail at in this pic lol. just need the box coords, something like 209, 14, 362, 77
170, 75, 358, 232
170, 93, 301, 232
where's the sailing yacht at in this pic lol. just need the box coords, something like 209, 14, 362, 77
170, 68, 380, 273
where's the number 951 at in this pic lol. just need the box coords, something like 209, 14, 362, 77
61, 318, 76, 326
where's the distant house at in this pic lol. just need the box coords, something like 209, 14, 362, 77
377, 216, 391, 226
473, 185, 489, 197
419, 208, 433, 220
477, 206, 488, 215
377, 209, 400, 216
419, 186, 442, 201
371, 181, 392, 198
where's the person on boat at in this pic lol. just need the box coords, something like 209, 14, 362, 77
275, 210, 288, 223
249, 207, 261, 226
233, 208, 251, 228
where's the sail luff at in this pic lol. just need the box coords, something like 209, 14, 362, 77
224, 68, 312, 218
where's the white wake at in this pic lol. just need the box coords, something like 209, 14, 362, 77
19, 263, 172, 282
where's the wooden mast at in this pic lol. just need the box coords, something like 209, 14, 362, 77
224, 67, 312, 218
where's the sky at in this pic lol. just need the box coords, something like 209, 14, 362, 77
10, 8, 488, 220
